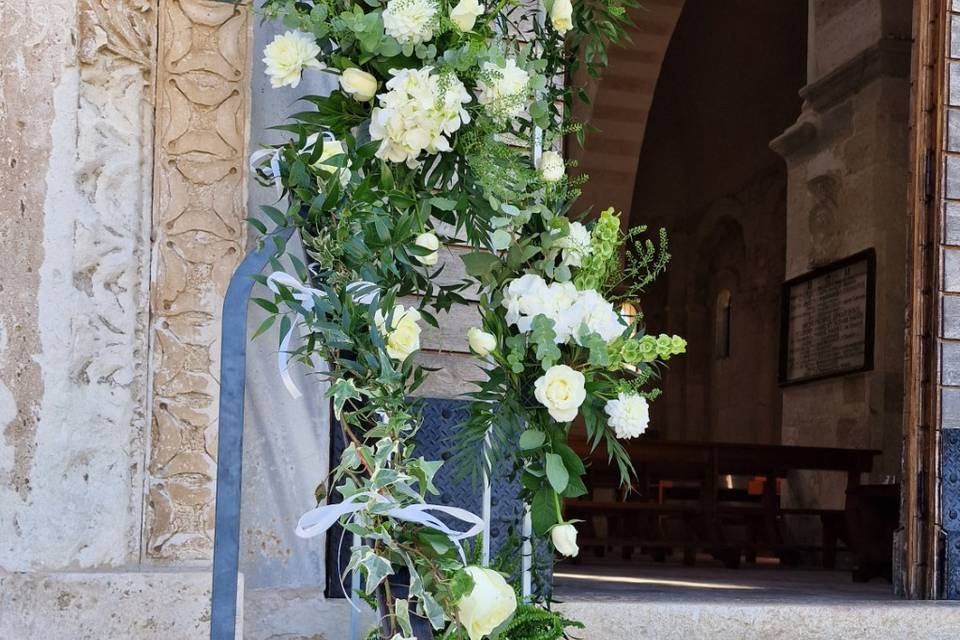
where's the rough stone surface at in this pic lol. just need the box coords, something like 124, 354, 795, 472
555, 599, 960, 640
244, 587, 375, 640
0, 569, 231, 639
0, 0, 155, 570
146, 0, 251, 562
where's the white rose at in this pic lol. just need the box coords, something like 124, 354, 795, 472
555, 221, 592, 268
457, 567, 517, 640
467, 327, 497, 356
534, 365, 586, 422
538, 150, 565, 182
374, 305, 422, 361
262, 31, 324, 89
551, 523, 579, 557
339, 68, 378, 101
604, 392, 650, 439
550, 0, 573, 35
312, 139, 351, 186
413, 232, 440, 266
450, 0, 483, 31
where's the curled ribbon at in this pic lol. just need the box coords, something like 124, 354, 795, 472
266, 272, 379, 399
296, 491, 485, 563
249, 132, 331, 199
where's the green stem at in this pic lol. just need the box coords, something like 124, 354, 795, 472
479, 0, 511, 31
553, 489, 564, 524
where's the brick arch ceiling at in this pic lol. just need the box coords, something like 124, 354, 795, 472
570, 0, 685, 219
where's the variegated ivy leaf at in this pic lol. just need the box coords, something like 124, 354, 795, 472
350, 547, 394, 594
328, 378, 363, 420
340, 444, 361, 470
420, 591, 446, 630
407, 457, 443, 497
395, 598, 413, 637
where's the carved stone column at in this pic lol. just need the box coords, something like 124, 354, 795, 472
146, 0, 250, 561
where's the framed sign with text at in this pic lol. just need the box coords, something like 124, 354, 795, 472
778, 249, 876, 385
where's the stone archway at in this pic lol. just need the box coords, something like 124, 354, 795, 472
568, 0, 685, 219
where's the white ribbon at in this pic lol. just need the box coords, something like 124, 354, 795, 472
249, 132, 328, 199
266, 272, 379, 398
296, 491, 485, 562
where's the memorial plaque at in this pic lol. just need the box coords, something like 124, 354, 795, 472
779, 249, 876, 385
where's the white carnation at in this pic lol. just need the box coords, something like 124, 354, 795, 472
555, 221, 591, 268
383, 0, 438, 45
369, 67, 471, 168
604, 392, 650, 439
538, 150, 565, 182
262, 31, 324, 89
478, 58, 530, 119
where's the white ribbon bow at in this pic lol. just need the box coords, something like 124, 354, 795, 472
249, 132, 328, 199
265, 272, 379, 399
296, 491, 485, 562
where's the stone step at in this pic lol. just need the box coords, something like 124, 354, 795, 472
556, 598, 960, 640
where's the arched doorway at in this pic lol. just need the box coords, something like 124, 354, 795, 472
558, 0, 924, 600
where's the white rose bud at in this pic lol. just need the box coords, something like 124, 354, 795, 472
467, 327, 497, 356
339, 68, 378, 102
413, 232, 440, 266
534, 364, 586, 422
551, 523, 580, 557
457, 567, 517, 640
538, 150, 565, 182
374, 305, 422, 361
450, 0, 484, 31
550, 0, 573, 35
262, 31, 324, 89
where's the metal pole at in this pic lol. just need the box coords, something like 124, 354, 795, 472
210, 228, 295, 640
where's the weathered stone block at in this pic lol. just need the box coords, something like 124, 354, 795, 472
944, 341, 960, 386
0, 570, 232, 640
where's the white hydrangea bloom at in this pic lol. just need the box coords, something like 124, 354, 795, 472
383, 0, 439, 45
478, 58, 530, 119
604, 392, 650, 439
564, 289, 625, 344
262, 31, 324, 89
555, 221, 592, 268
369, 67, 471, 168
502, 273, 551, 333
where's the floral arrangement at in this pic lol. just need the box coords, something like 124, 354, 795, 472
225, 0, 683, 637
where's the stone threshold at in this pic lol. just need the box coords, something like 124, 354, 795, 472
555, 598, 960, 640
0, 568, 240, 639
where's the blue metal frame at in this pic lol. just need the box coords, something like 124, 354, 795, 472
944, 428, 960, 598
210, 229, 294, 640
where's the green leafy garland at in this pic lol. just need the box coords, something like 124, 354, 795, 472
220, 0, 682, 637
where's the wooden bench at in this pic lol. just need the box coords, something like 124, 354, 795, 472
564, 434, 882, 573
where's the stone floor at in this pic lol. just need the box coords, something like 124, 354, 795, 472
552, 557, 960, 639
553, 556, 895, 602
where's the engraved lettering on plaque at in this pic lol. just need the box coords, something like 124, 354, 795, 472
779, 250, 875, 384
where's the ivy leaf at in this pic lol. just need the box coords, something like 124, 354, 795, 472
545, 452, 569, 493
421, 592, 446, 629
328, 378, 362, 419
359, 549, 394, 594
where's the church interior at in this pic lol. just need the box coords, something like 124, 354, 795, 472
558, 0, 915, 599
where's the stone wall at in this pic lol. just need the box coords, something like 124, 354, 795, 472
627, 0, 807, 445
0, 0, 251, 636
772, 0, 912, 510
